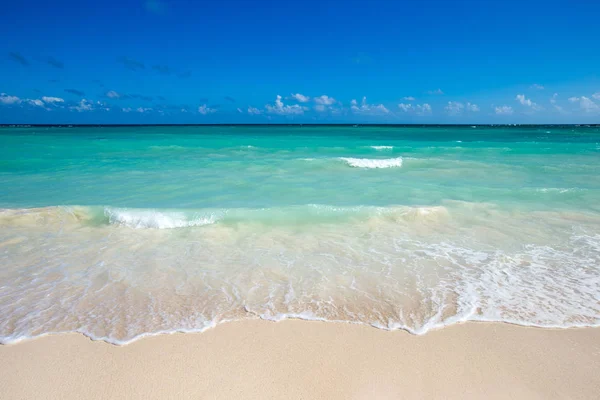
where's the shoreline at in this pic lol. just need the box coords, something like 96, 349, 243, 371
2, 317, 600, 346
1, 320, 599, 399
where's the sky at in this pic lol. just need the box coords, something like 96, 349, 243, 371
1, 0, 600, 124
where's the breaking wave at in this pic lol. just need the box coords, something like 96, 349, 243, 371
1, 202, 599, 345
339, 157, 403, 168
370, 146, 394, 150
104, 208, 218, 229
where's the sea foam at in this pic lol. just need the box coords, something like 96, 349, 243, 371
340, 157, 403, 168
370, 145, 394, 150
104, 207, 217, 229
0, 203, 599, 345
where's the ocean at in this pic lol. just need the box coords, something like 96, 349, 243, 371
1, 125, 599, 344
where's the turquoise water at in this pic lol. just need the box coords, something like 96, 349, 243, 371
1, 125, 599, 344
2, 126, 599, 211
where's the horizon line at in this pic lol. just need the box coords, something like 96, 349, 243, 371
2, 123, 600, 128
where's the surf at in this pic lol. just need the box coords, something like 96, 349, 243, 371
339, 157, 403, 168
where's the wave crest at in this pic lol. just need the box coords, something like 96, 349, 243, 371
340, 157, 403, 168
104, 208, 217, 229
370, 146, 394, 150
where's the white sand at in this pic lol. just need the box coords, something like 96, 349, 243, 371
1, 321, 599, 399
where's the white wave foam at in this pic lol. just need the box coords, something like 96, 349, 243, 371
536, 188, 578, 193
339, 157, 403, 169
370, 145, 394, 150
104, 208, 217, 229
2, 204, 600, 346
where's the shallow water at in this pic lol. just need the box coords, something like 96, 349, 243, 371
1, 125, 599, 344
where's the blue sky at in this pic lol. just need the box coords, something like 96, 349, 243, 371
1, 0, 600, 124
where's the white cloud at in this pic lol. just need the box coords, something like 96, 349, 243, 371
247, 106, 262, 115
445, 101, 464, 115
415, 103, 432, 116
198, 105, 216, 115
566, 96, 599, 112
398, 102, 432, 116
427, 89, 444, 95
27, 99, 45, 107
495, 105, 513, 115
96, 101, 110, 111
137, 107, 153, 113
26, 96, 65, 109
530, 84, 545, 90
549, 94, 566, 114
314, 95, 335, 105
313, 95, 337, 113
402, 96, 416, 101
106, 90, 120, 99
579, 97, 599, 113
592, 92, 600, 100
290, 93, 310, 103
71, 99, 93, 112
516, 94, 542, 111
41, 96, 64, 104
444, 101, 479, 115
236, 108, 243, 113
516, 94, 533, 107
266, 95, 304, 115
122, 107, 132, 113
350, 97, 389, 114
0, 93, 21, 105
466, 102, 480, 112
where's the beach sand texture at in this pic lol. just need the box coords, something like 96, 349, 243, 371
1, 320, 599, 400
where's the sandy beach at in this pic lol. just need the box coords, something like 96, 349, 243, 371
1, 320, 599, 399
3, 0, 600, 397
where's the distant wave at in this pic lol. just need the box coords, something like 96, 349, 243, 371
369, 145, 394, 150
536, 188, 580, 194
339, 157, 403, 168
